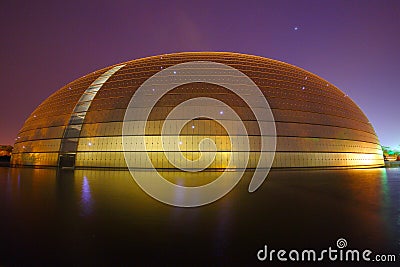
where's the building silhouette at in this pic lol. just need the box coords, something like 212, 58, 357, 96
11, 52, 384, 169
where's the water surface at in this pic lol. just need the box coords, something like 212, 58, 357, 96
0, 167, 399, 266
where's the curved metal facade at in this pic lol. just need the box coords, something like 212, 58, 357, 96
11, 52, 384, 168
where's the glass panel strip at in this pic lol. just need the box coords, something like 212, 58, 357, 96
58, 64, 126, 166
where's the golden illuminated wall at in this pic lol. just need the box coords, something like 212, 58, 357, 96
11, 52, 384, 168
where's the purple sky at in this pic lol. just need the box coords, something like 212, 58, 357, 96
1, 0, 399, 148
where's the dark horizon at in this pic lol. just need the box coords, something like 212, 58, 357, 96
1, 0, 399, 148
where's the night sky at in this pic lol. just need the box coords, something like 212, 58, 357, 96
1, 0, 399, 149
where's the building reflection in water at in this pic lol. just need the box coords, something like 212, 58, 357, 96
380, 167, 400, 253
80, 176, 93, 217
0, 166, 399, 265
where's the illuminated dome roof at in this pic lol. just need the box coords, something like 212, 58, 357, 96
11, 52, 384, 169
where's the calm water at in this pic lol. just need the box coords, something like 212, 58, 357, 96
0, 167, 399, 266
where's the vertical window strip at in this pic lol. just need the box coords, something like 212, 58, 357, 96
58, 64, 126, 161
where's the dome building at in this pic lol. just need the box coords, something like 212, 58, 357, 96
11, 52, 384, 169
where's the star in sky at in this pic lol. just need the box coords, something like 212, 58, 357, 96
294, 26, 299, 31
